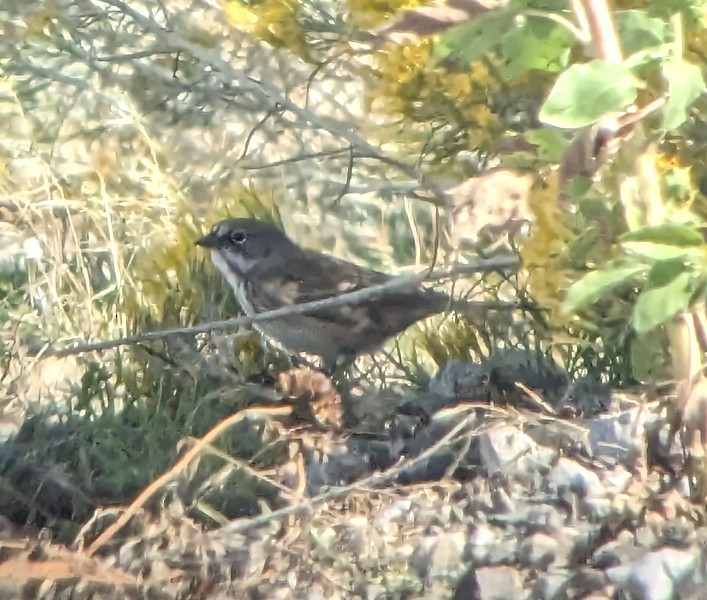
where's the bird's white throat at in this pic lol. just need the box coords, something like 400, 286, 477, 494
210, 250, 256, 315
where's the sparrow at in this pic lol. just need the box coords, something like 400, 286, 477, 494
195, 218, 449, 367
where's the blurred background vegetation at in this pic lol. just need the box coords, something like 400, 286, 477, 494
1, 0, 707, 540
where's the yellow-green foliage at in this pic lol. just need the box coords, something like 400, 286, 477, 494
346, 0, 430, 29
362, 41, 501, 156
223, 0, 311, 59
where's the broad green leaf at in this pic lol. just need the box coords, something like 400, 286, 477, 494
641, 0, 706, 18
523, 128, 570, 162
539, 61, 639, 129
616, 10, 666, 55
622, 241, 704, 261
436, 12, 514, 62
632, 272, 694, 333
563, 264, 646, 313
662, 60, 705, 129
498, 18, 572, 79
621, 223, 704, 246
647, 258, 689, 286
630, 331, 669, 381
568, 229, 601, 262
564, 176, 593, 202
624, 46, 671, 70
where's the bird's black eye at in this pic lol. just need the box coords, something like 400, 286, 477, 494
230, 231, 246, 245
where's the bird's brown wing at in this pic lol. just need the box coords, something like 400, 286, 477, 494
295, 253, 450, 333
247, 249, 447, 331
247, 250, 388, 314
245, 249, 448, 361
294, 251, 391, 300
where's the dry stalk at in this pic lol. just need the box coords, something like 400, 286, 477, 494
84, 404, 294, 557
218, 405, 482, 535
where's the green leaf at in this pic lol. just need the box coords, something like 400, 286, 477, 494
632, 271, 694, 333
624, 46, 671, 70
616, 10, 666, 55
662, 60, 705, 129
498, 18, 573, 79
622, 241, 704, 261
563, 264, 647, 313
621, 223, 705, 246
630, 330, 668, 381
523, 128, 570, 162
647, 258, 689, 286
539, 60, 639, 129
641, 0, 706, 18
435, 12, 514, 62
564, 176, 593, 201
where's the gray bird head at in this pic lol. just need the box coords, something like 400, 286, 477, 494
195, 218, 293, 278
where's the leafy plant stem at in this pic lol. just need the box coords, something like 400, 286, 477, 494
523, 10, 590, 43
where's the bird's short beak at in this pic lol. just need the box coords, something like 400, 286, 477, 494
195, 232, 218, 248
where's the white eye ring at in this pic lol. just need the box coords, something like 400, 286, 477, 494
230, 231, 246, 245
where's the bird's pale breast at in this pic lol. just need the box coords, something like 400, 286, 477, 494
211, 250, 331, 357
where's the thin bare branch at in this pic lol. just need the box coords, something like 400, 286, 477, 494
240, 148, 356, 170
38, 257, 520, 358
96, 0, 448, 202
236, 108, 280, 163
328, 145, 355, 208
218, 405, 481, 535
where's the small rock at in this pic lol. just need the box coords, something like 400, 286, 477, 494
588, 407, 645, 464
567, 567, 609, 597
373, 500, 412, 533
478, 425, 538, 474
524, 504, 567, 534
452, 568, 482, 600
546, 457, 606, 499
601, 466, 633, 495
411, 530, 466, 583
364, 584, 387, 600
430, 361, 488, 401
473, 565, 524, 600
607, 547, 703, 600
592, 530, 640, 569
466, 524, 499, 563
520, 533, 558, 569
531, 570, 569, 600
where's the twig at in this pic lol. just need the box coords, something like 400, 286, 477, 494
38, 256, 520, 358
96, 0, 448, 202
95, 49, 179, 62
217, 405, 479, 535
85, 402, 477, 555
236, 108, 279, 163
195, 442, 297, 500
328, 145, 354, 208
240, 147, 356, 170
